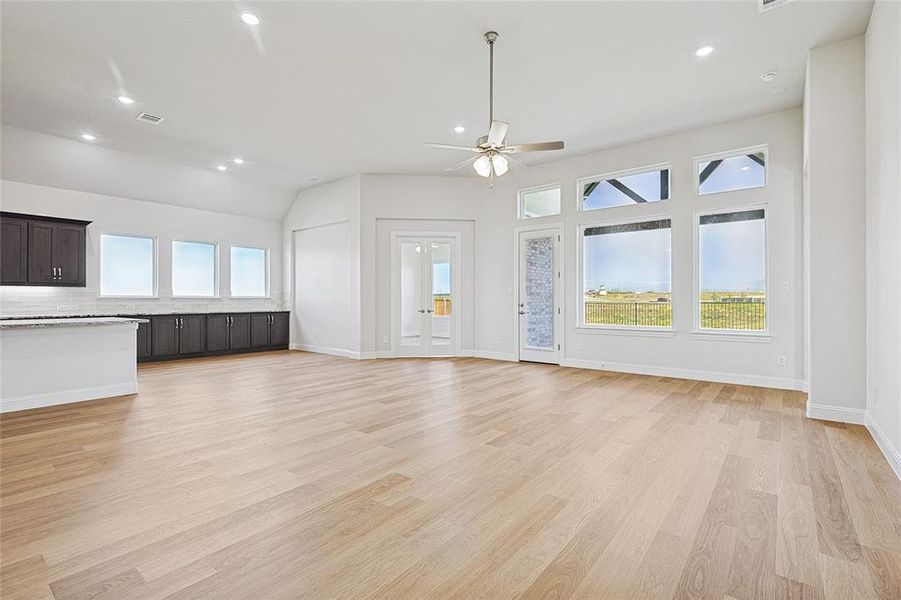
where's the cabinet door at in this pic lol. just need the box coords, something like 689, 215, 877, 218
207, 315, 229, 352
229, 314, 252, 350
0, 217, 28, 284
27, 221, 55, 284
270, 313, 289, 347
152, 316, 179, 357
53, 223, 86, 285
250, 313, 271, 348
136, 319, 152, 359
178, 315, 206, 355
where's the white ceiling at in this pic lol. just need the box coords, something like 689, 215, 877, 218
1, 1, 872, 215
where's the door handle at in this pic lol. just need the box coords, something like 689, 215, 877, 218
417, 309, 425, 313
426, 309, 434, 313
518, 310, 527, 315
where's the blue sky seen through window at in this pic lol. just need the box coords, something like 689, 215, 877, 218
583, 169, 667, 211
100, 234, 155, 296
172, 241, 216, 296
583, 227, 671, 293
698, 153, 765, 195
699, 217, 765, 292
230, 246, 267, 297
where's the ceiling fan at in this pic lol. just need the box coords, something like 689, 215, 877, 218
425, 31, 565, 186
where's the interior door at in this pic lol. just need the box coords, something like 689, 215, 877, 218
518, 228, 561, 364
395, 236, 457, 357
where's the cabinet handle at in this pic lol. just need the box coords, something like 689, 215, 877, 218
269, 315, 273, 325
58, 267, 63, 279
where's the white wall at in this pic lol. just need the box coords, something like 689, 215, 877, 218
0, 179, 283, 316
804, 37, 867, 422
283, 175, 361, 352
865, 1, 901, 476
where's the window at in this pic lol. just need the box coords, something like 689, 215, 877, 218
581, 219, 672, 327
100, 234, 156, 297
172, 241, 217, 297
697, 147, 766, 195
580, 165, 670, 211
230, 246, 268, 297
519, 184, 561, 218
698, 209, 766, 331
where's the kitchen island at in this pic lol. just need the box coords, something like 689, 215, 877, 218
0, 317, 146, 413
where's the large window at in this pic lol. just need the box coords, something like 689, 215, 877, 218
172, 241, 217, 297
580, 165, 670, 212
698, 209, 766, 331
519, 184, 561, 218
582, 219, 672, 327
230, 246, 268, 297
697, 147, 766, 195
100, 233, 156, 297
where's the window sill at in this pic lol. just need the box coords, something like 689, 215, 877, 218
171, 296, 222, 300
575, 325, 675, 338
97, 295, 159, 300
229, 296, 271, 300
691, 330, 772, 343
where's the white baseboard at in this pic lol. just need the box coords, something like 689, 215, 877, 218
865, 412, 901, 481
474, 350, 517, 362
805, 402, 866, 425
560, 357, 807, 391
1, 382, 138, 414
290, 343, 362, 360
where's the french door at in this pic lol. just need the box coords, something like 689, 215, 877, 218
393, 235, 458, 357
517, 227, 562, 364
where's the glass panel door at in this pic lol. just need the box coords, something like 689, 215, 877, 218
399, 240, 425, 354
429, 241, 452, 353
518, 229, 560, 364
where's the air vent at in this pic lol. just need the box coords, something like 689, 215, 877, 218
759, 0, 794, 11
135, 112, 164, 125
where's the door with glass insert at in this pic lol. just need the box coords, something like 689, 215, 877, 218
395, 236, 456, 357
518, 228, 561, 364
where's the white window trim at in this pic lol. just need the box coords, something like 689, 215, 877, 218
577, 213, 674, 332
694, 144, 769, 197
692, 203, 771, 339
517, 182, 562, 220
171, 239, 220, 299
229, 245, 271, 299
576, 161, 672, 213
97, 232, 159, 299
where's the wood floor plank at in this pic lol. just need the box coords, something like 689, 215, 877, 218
0, 351, 898, 599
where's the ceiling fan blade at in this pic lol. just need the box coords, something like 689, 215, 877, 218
503, 154, 528, 170
444, 155, 480, 172
424, 143, 481, 152
501, 141, 565, 153
487, 121, 509, 146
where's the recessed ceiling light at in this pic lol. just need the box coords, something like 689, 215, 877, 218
240, 12, 261, 25
80, 133, 96, 141
695, 45, 715, 57
454, 125, 466, 133
760, 71, 778, 82
233, 158, 244, 165
117, 95, 135, 105
217, 165, 228, 172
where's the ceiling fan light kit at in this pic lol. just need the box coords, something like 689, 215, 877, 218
424, 30, 565, 187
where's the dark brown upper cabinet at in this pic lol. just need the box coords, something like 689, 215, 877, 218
1, 212, 90, 287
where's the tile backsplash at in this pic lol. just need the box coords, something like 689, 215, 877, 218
0, 285, 286, 317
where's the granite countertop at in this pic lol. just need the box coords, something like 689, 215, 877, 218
0, 310, 289, 320
0, 317, 149, 330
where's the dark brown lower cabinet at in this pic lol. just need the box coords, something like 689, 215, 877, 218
141, 312, 288, 362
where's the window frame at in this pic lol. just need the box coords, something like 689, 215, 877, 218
229, 245, 270, 299
576, 162, 672, 213
692, 203, 771, 339
97, 232, 159, 299
694, 144, 768, 197
576, 213, 675, 333
517, 182, 562, 220
171, 239, 220, 299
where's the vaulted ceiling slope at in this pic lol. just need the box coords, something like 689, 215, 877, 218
1, 1, 872, 217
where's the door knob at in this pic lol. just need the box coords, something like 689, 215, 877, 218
518, 310, 527, 315
426, 309, 434, 314
417, 309, 426, 313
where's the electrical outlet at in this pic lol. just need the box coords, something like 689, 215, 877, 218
872, 388, 878, 405
777, 355, 786, 366
382, 336, 388, 344
576, 340, 582, 351
126, 303, 137, 310
780, 281, 790, 292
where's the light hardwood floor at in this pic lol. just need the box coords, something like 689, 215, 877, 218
1, 351, 899, 599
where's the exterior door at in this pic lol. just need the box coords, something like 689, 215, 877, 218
518, 228, 562, 364
394, 235, 457, 357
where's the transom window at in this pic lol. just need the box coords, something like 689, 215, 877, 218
580, 165, 670, 211
697, 147, 767, 195
698, 209, 767, 331
172, 241, 217, 297
100, 233, 156, 297
581, 219, 672, 328
518, 184, 561, 219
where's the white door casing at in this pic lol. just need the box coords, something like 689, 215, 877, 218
516, 226, 562, 364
